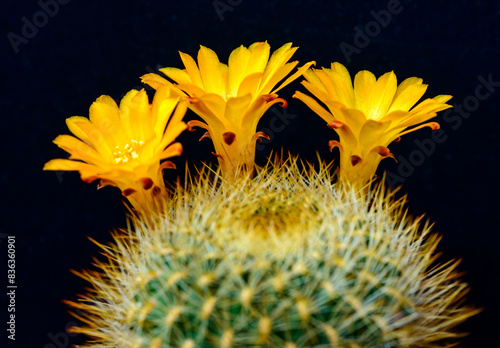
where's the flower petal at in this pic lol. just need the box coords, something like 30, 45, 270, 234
358, 119, 391, 148
140, 73, 173, 90
43, 159, 101, 182
159, 142, 183, 160
388, 82, 428, 114
261, 43, 296, 90
323, 67, 354, 108
198, 45, 226, 96
159, 67, 192, 85
179, 51, 203, 87
293, 91, 334, 124
224, 93, 253, 127
353, 70, 377, 114
237, 72, 263, 98
271, 60, 315, 95
227, 45, 251, 98
66, 117, 112, 157
53, 135, 106, 166
366, 71, 397, 120
89, 95, 124, 144
248, 41, 270, 74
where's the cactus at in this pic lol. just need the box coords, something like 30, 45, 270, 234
66, 159, 478, 347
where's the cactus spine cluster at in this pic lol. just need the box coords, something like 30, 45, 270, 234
67, 160, 477, 347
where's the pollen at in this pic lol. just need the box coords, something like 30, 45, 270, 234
112, 140, 143, 164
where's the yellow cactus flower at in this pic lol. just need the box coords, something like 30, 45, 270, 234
44, 86, 188, 212
141, 42, 315, 180
293, 62, 452, 186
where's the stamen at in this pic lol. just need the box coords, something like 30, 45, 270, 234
122, 188, 136, 197
328, 140, 342, 152
350, 155, 362, 166
327, 121, 344, 129
251, 131, 270, 143
112, 139, 144, 164
223, 132, 236, 145
137, 177, 154, 190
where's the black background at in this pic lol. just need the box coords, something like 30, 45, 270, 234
1, 0, 499, 347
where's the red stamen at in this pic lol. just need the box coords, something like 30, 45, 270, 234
223, 132, 236, 145
350, 155, 362, 166
328, 140, 342, 152
137, 177, 154, 190
252, 131, 270, 143
328, 121, 344, 129
122, 188, 136, 197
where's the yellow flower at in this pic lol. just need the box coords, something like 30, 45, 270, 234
293, 62, 452, 186
141, 42, 315, 180
44, 86, 187, 212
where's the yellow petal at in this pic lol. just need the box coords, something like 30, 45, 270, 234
261, 43, 296, 89
89, 96, 123, 144
127, 89, 152, 141
179, 51, 203, 87
399, 101, 452, 128
158, 122, 188, 152
331, 62, 352, 86
271, 60, 315, 95
118, 89, 140, 141
224, 93, 252, 127
300, 80, 329, 106
247, 41, 270, 74
358, 120, 391, 148
432, 95, 453, 104
153, 94, 180, 141
43, 159, 101, 182
366, 71, 397, 120
237, 72, 263, 98
396, 121, 440, 138
198, 45, 226, 96
353, 70, 377, 114
159, 67, 192, 85
140, 73, 173, 90
66, 116, 94, 145
227, 45, 251, 98
292, 91, 334, 124
53, 135, 105, 166
323, 67, 354, 108
159, 142, 183, 160
326, 103, 367, 132
66, 117, 112, 157
260, 61, 297, 95
165, 99, 188, 135
312, 68, 338, 102
187, 94, 226, 131
393, 77, 423, 100
388, 82, 428, 114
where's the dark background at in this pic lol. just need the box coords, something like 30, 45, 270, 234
1, 0, 499, 347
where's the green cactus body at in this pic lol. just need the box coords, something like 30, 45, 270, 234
67, 160, 477, 347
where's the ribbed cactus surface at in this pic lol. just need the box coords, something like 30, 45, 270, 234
67, 160, 477, 347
